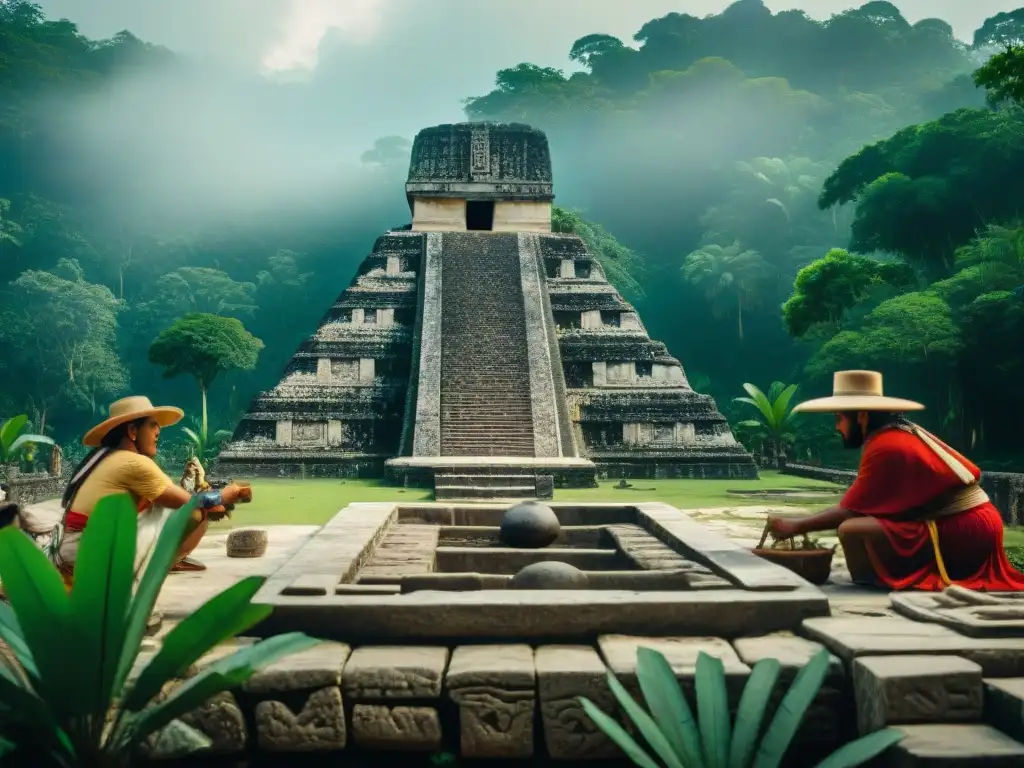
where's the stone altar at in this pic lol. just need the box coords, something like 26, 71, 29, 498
217, 122, 756, 494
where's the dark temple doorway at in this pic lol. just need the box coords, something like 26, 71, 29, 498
466, 200, 495, 231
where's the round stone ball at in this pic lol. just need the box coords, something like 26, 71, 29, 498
499, 501, 560, 549
511, 562, 589, 590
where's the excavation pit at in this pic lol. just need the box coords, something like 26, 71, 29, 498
252, 501, 829, 642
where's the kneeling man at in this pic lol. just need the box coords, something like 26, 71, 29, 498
768, 370, 1024, 591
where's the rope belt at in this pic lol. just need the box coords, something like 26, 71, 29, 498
921, 484, 990, 586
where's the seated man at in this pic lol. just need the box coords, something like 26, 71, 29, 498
768, 370, 1024, 592
2, 396, 250, 591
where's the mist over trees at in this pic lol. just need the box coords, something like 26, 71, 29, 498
0, 0, 1022, 467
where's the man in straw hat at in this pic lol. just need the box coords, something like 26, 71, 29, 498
767, 371, 1024, 591
3, 396, 252, 593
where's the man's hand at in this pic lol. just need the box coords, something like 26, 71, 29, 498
767, 515, 801, 540
220, 483, 252, 506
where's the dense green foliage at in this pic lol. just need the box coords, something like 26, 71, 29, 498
0, 493, 317, 765
578, 645, 902, 767
1, 0, 1023, 463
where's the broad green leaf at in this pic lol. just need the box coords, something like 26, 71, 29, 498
736, 420, 765, 430
771, 385, 799, 427
0, 526, 73, 710
636, 647, 705, 768
180, 427, 201, 448
0, 415, 28, 456
130, 632, 319, 739
577, 696, 662, 768
814, 728, 904, 768
753, 649, 831, 768
696, 653, 730, 768
114, 499, 198, 695
8, 434, 55, 458
606, 671, 685, 768
69, 494, 137, 717
0, 602, 39, 681
728, 659, 781, 768
124, 576, 270, 711
740, 385, 775, 425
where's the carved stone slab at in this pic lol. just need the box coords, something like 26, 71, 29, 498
255, 687, 346, 752
853, 655, 983, 735
535, 645, 618, 760
447, 644, 535, 758
891, 591, 1024, 637
244, 641, 351, 694
351, 705, 443, 752
343, 645, 449, 700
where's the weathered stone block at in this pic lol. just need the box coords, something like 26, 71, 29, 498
984, 678, 1024, 743
343, 645, 449, 700
447, 644, 535, 758
598, 635, 750, 704
853, 655, 983, 734
536, 645, 618, 760
255, 686, 346, 752
885, 724, 1024, 766
733, 634, 843, 683
244, 641, 351, 694
351, 704, 443, 751
803, 617, 1024, 677
142, 686, 246, 758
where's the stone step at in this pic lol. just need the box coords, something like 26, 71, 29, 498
985, 679, 1024, 744
435, 485, 538, 501
886, 724, 1024, 765
435, 474, 537, 487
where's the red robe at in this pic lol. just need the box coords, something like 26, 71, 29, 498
841, 427, 1024, 591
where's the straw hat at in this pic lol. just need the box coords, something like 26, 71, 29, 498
83, 396, 184, 447
792, 370, 924, 414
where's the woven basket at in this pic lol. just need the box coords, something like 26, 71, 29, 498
752, 520, 835, 586
226, 528, 268, 558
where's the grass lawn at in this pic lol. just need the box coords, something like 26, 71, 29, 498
210, 471, 841, 528
209, 478, 431, 529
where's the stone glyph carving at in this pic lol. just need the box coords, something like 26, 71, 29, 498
351, 705, 442, 751
446, 645, 535, 758
255, 687, 346, 752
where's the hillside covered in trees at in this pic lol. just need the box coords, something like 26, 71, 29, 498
1, 0, 1022, 469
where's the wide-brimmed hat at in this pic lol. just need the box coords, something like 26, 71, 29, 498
83, 396, 184, 447
792, 370, 924, 414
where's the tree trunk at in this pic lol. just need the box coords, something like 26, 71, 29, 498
737, 293, 744, 341
201, 384, 208, 444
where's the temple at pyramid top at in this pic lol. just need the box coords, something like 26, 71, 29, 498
217, 121, 756, 497
406, 122, 554, 233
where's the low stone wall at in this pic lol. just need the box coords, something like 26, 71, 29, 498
4, 469, 64, 506
140, 633, 849, 766
783, 463, 1024, 526
595, 459, 760, 480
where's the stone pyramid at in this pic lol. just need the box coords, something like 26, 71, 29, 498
217, 122, 756, 494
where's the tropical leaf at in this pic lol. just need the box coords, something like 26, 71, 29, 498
636, 647, 705, 767
129, 632, 319, 740
814, 728, 904, 768
0, 415, 28, 457
7, 433, 55, 458
0, 602, 39, 681
741, 384, 775, 425
605, 671, 685, 768
124, 576, 271, 711
728, 659, 781, 768
68, 494, 137, 718
113, 500, 198, 696
578, 696, 662, 768
771, 385, 799, 427
752, 649, 831, 768
695, 653, 730, 768
0, 525, 74, 712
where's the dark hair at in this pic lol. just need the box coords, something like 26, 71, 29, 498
840, 411, 909, 434
61, 417, 147, 510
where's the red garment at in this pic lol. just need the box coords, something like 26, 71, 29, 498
64, 497, 152, 532
841, 427, 1024, 591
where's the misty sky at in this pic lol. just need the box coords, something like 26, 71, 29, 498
37, 0, 1021, 146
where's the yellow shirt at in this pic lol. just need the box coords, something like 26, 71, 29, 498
70, 450, 174, 516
